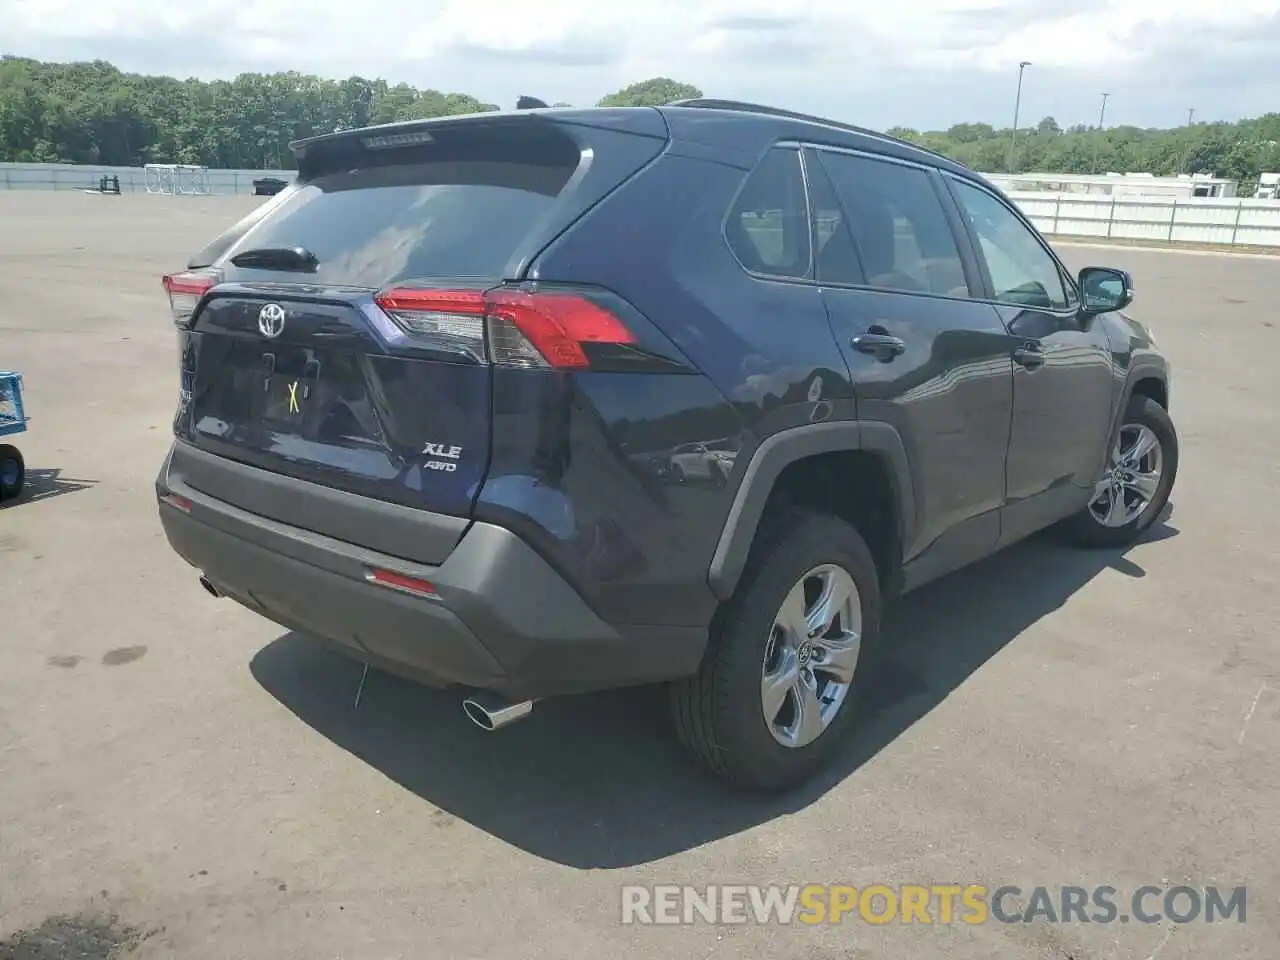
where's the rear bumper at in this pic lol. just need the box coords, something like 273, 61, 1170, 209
156, 442, 705, 699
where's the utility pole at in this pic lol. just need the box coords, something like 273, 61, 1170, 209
1092, 92, 1110, 174
1181, 108, 1197, 175
1007, 60, 1031, 173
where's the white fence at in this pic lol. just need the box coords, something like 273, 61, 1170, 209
1008, 192, 1280, 249
0, 162, 294, 195
4, 161, 1280, 249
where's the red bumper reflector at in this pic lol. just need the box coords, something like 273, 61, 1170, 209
161, 492, 193, 513
366, 567, 436, 597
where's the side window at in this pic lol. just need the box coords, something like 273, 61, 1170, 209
816, 151, 971, 298
725, 147, 811, 280
804, 148, 864, 286
950, 179, 1069, 310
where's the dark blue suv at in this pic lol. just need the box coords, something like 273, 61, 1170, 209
156, 100, 1177, 791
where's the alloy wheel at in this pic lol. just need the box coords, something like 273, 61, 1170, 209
760, 563, 862, 749
1089, 423, 1163, 528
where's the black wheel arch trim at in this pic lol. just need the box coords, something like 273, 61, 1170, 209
1124, 358, 1170, 407
707, 420, 915, 601
1111, 357, 1170, 447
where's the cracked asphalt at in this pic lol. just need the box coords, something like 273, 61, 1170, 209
1, 192, 1277, 959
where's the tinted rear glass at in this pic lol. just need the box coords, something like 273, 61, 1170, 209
217, 156, 579, 287
725, 147, 811, 280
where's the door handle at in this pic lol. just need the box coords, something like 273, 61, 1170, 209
852, 333, 906, 361
1012, 343, 1045, 369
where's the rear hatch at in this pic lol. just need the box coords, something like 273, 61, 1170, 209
166, 111, 667, 549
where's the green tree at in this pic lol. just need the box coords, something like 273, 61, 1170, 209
0, 55, 499, 168
946, 122, 996, 144
597, 78, 702, 108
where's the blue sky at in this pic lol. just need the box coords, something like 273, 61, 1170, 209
3, 0, 1279, 130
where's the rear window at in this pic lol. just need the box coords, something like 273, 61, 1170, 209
214, 154, 580, 287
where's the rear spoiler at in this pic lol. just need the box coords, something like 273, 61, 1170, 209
291, 111, 508, 158
288, 108, 669, 180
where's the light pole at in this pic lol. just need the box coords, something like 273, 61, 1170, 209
1091, 92, 1110, 174
1007, 60, 1031, 173
1181, 108, 1197, 175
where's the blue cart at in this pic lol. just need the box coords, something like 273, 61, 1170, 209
0, 371, 28, 501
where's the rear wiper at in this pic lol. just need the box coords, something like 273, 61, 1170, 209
229, 246, 319, 272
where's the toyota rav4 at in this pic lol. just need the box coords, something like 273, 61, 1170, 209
156, 99, 1177, 791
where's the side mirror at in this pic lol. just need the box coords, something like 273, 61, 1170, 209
1078, 266, 1133, 315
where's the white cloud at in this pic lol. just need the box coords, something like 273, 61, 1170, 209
3, 0, 1279, 127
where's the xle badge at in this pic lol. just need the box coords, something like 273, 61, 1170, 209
423, 441, 463, 473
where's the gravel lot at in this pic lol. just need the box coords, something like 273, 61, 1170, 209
1, 191, 1277, 960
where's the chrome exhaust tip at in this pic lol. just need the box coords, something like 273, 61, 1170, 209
198, 575, 220, 598
462, 693, 535, 731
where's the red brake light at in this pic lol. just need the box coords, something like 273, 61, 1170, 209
374, 288, 489, 364
375, 289, 486, 315
373, 286, 637, 370
162, 270, 218, 327
486, 290, 636, 369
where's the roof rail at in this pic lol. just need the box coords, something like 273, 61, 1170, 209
666, 98, 960, 168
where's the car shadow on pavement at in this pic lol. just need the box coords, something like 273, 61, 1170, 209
2, 467, 97, 508
251, 514, 1179, 870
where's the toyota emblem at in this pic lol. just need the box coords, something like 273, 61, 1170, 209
258, 303, 286, 339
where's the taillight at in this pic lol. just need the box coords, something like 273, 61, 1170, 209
487, 290, 636, 369
374, 289, 489, 364
162, 270, 218, 327
373, 286, 638, 370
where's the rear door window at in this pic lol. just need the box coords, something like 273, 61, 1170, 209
814, 151, 972, 298
725, 147, 812, 280
217, 159, 578, 287
804, 148, 864, 286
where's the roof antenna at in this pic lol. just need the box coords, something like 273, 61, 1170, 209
516, 96, 549, 110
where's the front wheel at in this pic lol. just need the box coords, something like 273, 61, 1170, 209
1059, 395, 1178, 548
0, 444, 24, 502
669, 508, 881, 792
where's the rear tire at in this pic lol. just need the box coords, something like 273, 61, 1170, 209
1059, 395, 1177, 548
0, 444, 24, 502
670, 508, 881, 792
